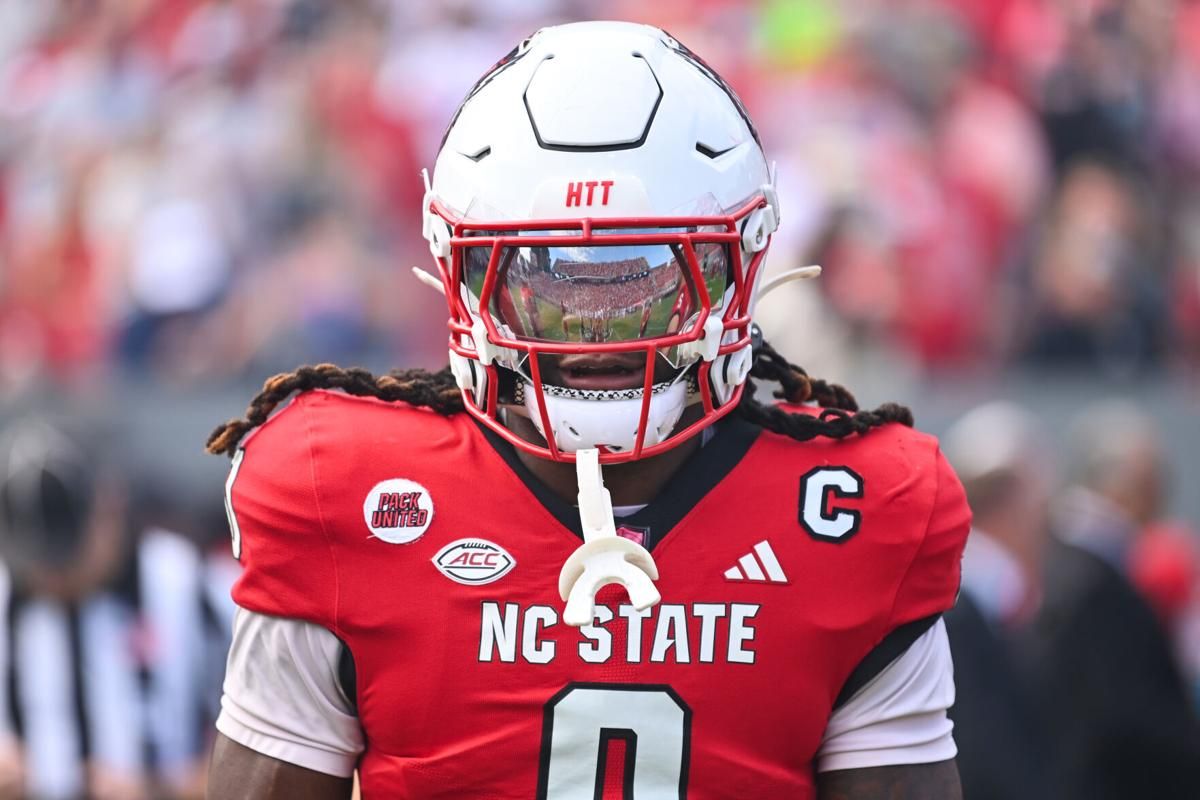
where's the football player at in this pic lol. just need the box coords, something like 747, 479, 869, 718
206, 22, 970, 800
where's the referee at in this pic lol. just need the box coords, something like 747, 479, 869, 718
0, 418, 232, 799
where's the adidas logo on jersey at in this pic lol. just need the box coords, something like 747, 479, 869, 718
724, 540, 788, 584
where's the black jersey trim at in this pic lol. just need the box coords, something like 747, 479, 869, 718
475, 422, 581, 535
475, 416, 761, 550
624, 416, 760, 549
833, 612, 942, 710
336, 637, 358, 713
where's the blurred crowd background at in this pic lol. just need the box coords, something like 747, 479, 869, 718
0, 0, 1198, 797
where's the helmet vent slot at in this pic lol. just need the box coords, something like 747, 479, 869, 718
696, 141, 736, 159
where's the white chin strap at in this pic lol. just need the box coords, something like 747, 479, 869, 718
522, 380, 689, 454
559, 448, 660, 626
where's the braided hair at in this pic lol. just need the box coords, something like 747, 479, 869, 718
207, 342, 912, 457
738, 339, 913, 442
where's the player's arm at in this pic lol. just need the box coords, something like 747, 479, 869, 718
208, 735, 353, 800
210, 609, 364, 799
213, 400, 364, 797
816, 760, 962, 800
816, 445, 970, 800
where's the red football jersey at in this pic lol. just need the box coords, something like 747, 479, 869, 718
226, 390, 969, 799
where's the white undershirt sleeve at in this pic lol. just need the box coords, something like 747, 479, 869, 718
815, 619, 957, 773
216, 607, 365, 777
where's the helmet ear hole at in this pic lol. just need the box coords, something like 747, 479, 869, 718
448, 352, 489, 409
709, 344, 753, 406
739, 182, 779, 254
425, 213, 452, 260
470, 361, 488, 408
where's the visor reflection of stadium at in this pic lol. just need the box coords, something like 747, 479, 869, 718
463, 237, 729, 351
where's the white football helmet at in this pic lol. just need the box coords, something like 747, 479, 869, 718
422, 21, 778, 463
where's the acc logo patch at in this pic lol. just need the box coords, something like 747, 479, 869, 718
363, 478, 434, 544
433, 539, 516, 585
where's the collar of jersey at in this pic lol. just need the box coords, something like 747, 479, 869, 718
474, 416, 761, 550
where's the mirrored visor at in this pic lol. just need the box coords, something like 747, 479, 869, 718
463, 236, 729, 346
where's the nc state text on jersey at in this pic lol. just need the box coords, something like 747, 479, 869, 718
565, 180, 614, 207
479, 601, 760, 665
370, 491, 428, 529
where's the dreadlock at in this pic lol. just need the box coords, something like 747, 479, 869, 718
737, 339, 913, 441
206, 364, 463, 457
206, 343, 913, 457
